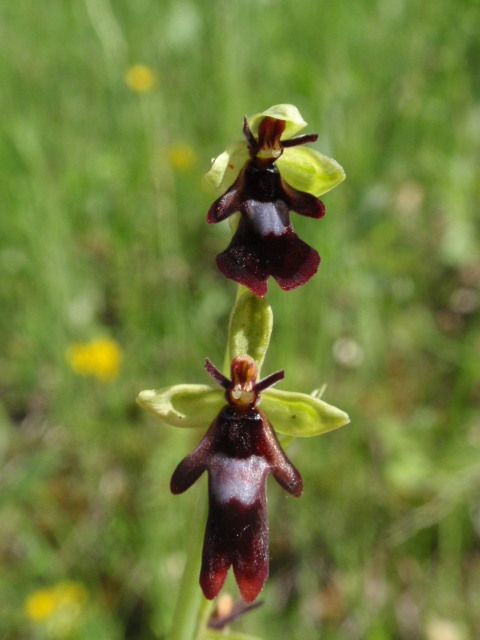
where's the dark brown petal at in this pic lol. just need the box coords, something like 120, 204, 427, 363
207, 170, 246, 224
170, 432, 213, 494
257, 408, 304, 497
281, 178, 326, 219
205, 358, 231, 389
243, 116, 256, 153
281, 133, 318, 148
254, 369, 285, 394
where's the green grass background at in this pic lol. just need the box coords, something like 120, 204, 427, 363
1, 0, 479, 638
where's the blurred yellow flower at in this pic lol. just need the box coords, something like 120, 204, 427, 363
25, 589, 56, 621
125, 64, 157, 92
66, 337, 122, 382
25, 581, 88, 623
168, 143, 197, 171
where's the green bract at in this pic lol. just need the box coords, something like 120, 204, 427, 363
205, 103, 345, 197
227, 289, 273, 375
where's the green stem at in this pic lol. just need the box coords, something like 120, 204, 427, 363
194, 597, 215, 640
168, 483, 209, 640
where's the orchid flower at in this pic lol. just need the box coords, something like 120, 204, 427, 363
205, 105, 345, 297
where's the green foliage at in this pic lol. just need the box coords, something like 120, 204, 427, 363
1, 0, 479, 638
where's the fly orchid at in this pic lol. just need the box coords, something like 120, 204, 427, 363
205, 105, 345, 297
171, 355, 302, 603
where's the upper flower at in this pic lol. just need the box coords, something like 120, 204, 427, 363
205, 105, 345, 297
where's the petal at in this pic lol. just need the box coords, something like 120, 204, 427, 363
277, 147, 346, 197
261, 388, 350, 437
281, 179, 325, 219
228, 289, 273, 375
136, 384, 224, 428
205, 142, 249, 192
248, 104, 307, 139
257, 408, 303, 497
207, 168, 247, 224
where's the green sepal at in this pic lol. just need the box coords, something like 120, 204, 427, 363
204, 141, 249, 192
136, 384, 224, 428
277, 146, 346, 197
137, 361, 349, 438
247, 103, 307, 139
261, 388, 350, 437
228, 289, 273, 375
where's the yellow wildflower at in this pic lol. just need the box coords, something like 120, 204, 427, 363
24, 588, 56, 621
124, 64, 157, 92
24, 581, 88, 623
66, 337, 122, 382
168, 143, 197, 171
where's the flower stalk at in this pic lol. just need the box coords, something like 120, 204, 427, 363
168, 486, 209, 640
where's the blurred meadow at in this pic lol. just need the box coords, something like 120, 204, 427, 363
1, 0, 480, 638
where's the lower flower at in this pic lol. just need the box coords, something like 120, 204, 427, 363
170, 356, 302, 603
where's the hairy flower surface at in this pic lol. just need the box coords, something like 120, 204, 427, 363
170, 356, 302, 603
206, 105, 345, 296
